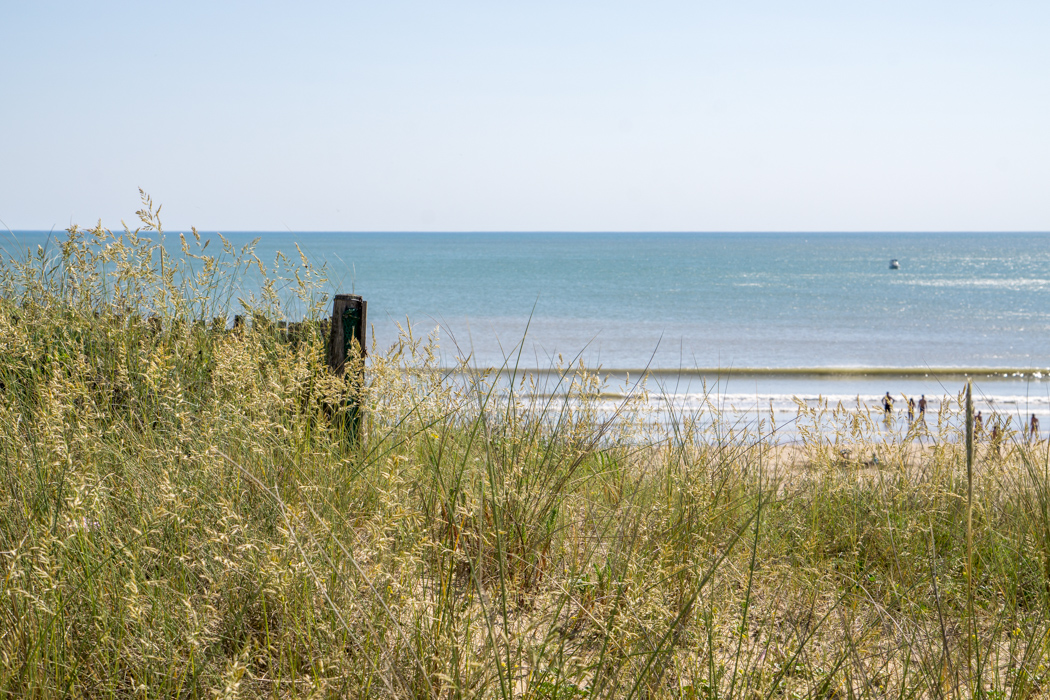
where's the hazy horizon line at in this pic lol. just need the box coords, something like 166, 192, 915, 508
5, 228, 1050, 236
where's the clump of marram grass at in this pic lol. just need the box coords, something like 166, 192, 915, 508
4, 197, 1050, 698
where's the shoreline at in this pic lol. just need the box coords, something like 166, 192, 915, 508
445, 366, 1050, 379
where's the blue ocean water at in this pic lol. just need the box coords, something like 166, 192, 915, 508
231, 231, 1050, 371
7, 230, 1050, 429
7, 231, 1050, 370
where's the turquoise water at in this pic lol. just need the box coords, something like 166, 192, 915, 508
7, 231, 1050, 369
224, 231, 1049, 371
7, 230, 1050, 428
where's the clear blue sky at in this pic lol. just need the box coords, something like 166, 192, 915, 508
2, 1, 1048, 231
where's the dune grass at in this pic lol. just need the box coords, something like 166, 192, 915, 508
3, 200, 1050, 698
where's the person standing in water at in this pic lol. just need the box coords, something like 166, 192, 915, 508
883, 392, 894, 417
1031, 414, 1040, 442
907, 398, 915, 422
918, 395, 927, 418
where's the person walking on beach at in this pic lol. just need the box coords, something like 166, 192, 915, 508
975, 411, 983, 437
990, 421, 1002, 457
1031, 414, 1040, 442
907, 398, 915, 422
882, 392, 894, 417
918, 395, 927, 418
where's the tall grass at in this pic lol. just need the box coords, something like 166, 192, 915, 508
3, 197, 1050, 697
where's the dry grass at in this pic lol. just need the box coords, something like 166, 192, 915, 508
2, 195, 1050, 698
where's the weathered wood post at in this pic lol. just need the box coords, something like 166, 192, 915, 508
965, 380, 975, 678
328, 294, 367, 443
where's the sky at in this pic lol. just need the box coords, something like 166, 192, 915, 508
2, 1, 1048, 232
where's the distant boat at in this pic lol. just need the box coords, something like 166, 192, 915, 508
889, 259, 900, 270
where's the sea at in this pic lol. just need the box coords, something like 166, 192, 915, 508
7, 230, 1050, 438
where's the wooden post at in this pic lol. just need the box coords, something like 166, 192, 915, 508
965, 380, 975, 681
328, 294, 367, 443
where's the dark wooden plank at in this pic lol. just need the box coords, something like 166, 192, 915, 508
328, 295, 367, 444
328, 295, 366, 374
